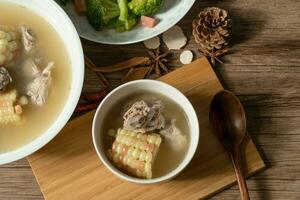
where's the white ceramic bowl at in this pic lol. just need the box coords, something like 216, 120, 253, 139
62, 0, 195, 44
0, 0, 84, 165
92, 80, 199, 184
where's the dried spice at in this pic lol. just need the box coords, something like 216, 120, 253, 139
192, 7, 232, 65
162, 25, 187, 50
121, 67, 150, 83
180, 50, 194, 65
75, 89, 108, 113
143, 36, 161, 50
81, 89, 107, 102
75, 102, 99, 113
85, 56, 109, 87
147, 48, 170, 76
201, 48, 228, 66
92, 57, 150, 73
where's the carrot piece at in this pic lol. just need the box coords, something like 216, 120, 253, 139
141, 16, 157, 28
74, 0, 86, 15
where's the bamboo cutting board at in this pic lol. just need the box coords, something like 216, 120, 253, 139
27, 57, 265, 200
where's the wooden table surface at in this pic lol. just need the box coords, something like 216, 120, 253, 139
1, 0, 300, 199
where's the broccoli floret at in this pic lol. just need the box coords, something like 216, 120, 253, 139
86, 0, 120, 30
108, 14, 137, 32
128, 0, 163, 16
118, 0, 128, 22
109, 0, 137, 32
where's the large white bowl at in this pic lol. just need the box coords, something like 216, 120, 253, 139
63, 0, 195, 44
0, 0, 84, 165
93, 80, 199, 184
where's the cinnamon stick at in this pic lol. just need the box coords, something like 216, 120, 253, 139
92, 57, 150, 73
121, 67, 150, 83
75, 102, 99, 113
74, 0, 86, 15
85, 56, 109, 86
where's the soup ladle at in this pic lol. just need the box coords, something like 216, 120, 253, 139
209, 90, 250, 200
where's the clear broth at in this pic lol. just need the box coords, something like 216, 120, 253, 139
0, 3, 72, 152
102, 92, 190, 178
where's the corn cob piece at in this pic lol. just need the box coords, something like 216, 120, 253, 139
107, 129, 162, 179
0, 89, 23, 125
0, 25, 20, 66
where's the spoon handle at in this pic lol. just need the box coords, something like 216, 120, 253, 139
228, 149, 250, 200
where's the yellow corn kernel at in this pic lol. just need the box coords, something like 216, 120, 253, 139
0, 26, 20, 65
18, 96, 29, 106
0, 90, 23, 126
108, 129, 161, 179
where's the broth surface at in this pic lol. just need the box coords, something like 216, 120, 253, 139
102, 92, 190, 178
0, 3, 72, 152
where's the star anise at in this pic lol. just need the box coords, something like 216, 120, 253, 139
199, 48, 228, 66
147, 48, 170, 76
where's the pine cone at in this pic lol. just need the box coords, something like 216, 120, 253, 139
192, 7, 232, 52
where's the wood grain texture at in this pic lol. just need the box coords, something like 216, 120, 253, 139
1, 0, 300, 199
26, 58, 264, 200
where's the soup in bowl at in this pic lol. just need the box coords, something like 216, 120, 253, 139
93, 80, 199, 184
0, 0, 84, 164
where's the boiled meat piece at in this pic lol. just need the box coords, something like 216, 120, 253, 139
160, 119, 187, 151
21, 25, 36, 52
0, 67, 12, 93
27, 62, 53, 106
123, 100, 165, 133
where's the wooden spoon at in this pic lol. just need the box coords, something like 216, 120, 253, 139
209, 90, 250, 200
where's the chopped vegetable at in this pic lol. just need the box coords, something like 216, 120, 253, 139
108, 14, 137, 32
86, 0, 120, 30
107, 128, 162, 179
128, 0, 163, 16
57, 0, 164, 32
141, 16, 157, 28
118, 0, 128, 22
74, 0, 87, 15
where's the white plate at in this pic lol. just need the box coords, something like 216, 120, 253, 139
62, 0, 195, 45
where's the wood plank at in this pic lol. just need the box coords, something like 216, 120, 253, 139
27, 58, 264, 200
1, 0, 300, 199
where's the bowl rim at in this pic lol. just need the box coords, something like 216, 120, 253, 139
92, 80, 199, 184
0, 0, 84, 165
72, 0, 196, 45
